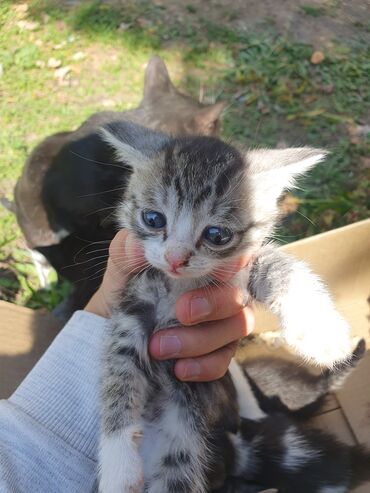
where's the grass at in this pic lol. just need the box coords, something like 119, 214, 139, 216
0, 0, 369, 309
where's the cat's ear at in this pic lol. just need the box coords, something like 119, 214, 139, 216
143, 56, 175, 100
100, 121, 170, 170
246, 147, 328, 216
192, 101, 226, 134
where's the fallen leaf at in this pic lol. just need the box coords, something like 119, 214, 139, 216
55, 20, 67, 31
53, 41, 67, 50
347, 124, 360, 144
279, 193, 300, 216
360, 157, 370, 170
356, 124, 370, 136
16, 20, 39, 31
320, 209, 336, 227
47, 58, 62, 68
136, 17, 152, 28
71, 51, 86, 61
318, 83, 335, 94
13, 3, 28, 15
54, 66, 71, 79
118, 22, 131, 32
101, 99, 115, 107
257, 100, 270, 114
310, 51, 325, 64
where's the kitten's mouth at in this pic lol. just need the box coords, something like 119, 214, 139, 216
166, 268, 183, 278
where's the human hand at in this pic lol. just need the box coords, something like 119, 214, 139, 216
85, 230, 254, 381
84, 229, 145, 319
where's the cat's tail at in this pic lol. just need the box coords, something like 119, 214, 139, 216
324, 338, 366, 392
349, 444, 370, 488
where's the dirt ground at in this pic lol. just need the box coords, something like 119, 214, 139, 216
113, 0, 370, 48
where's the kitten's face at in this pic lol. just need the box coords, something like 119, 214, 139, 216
119, 138, 252, 280
105, 121, 327, 281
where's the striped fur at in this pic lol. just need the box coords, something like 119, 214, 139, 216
98, 122, 357, 493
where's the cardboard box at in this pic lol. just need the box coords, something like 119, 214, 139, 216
1, 219, 369, 490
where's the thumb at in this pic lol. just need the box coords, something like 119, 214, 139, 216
104, 229, 146, 292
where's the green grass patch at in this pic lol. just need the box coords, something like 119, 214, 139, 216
0, 1, 369, 308
300, 5, 326, 17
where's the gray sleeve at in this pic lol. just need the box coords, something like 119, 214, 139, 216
0, 310, 106, 493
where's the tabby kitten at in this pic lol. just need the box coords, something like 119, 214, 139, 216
98, 121, 353, 493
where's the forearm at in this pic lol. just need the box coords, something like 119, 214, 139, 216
0, 311, 106, 492
248, 246, 352, 366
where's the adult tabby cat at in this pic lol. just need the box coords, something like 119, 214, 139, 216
97, 121, 358, 493
13, 56, 224, 313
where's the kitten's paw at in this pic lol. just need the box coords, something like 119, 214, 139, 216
99, 429, 144, 493
283, 311, 352, 368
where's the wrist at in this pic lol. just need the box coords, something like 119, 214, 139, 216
84, 287, 111, 318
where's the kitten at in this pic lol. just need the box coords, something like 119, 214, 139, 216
241, 338, 366, 418
222, 413, 370, 493
98, 120, 355, 493
13, 56, 225, 313
215, 339, 369, 493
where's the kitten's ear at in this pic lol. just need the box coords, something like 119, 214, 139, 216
100, 121, 170, 170
192, 101, 226, 133
143, 56, 175, 100
247, 147, 328, 216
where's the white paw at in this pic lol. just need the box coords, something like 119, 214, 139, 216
99, 429, 144, 493
283, 310, 352, 368
258, 330, 284, 349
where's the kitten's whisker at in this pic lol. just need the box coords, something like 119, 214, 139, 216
69, 149, 129, 170
101, 210, 117, 226
83, 258, 110, 272
63, 253, 110, 269
84, 206, 117, 217
78, 186, 126, 198
75, 265, 109, 283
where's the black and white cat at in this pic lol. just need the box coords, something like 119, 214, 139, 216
217, 339, 369, 493
97, 121, 360, 493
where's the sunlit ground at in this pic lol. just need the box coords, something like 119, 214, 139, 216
0, 0, 369, 308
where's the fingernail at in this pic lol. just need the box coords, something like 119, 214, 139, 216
190, 297, 211, 322
159, 335, 182, 357
183, 360, 201, 379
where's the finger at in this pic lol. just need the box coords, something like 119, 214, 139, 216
104, 230, 145, 289
176, 284, 250, 325
212, 253, 253, 282
149, 307, 253, 360
174, 341, 238, 382
109, 230, 145, 273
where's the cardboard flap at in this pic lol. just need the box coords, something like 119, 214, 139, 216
0, 301, 62, 398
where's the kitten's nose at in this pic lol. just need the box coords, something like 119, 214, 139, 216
165, 249, 191, 271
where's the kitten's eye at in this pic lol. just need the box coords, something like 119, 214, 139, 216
203, 226, 233, 246
142, 210, 166, 229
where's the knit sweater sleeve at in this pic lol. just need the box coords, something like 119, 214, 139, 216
0, 310, 106, 493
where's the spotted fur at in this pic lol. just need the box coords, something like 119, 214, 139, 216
98, 122, 360, 493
